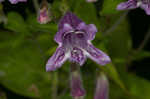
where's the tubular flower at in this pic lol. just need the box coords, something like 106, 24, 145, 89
70, 70, 85, 97
46, 12, 111, 71
94, 73, 109, 99
117, 0, 150, 15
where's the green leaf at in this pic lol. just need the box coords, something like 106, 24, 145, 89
109, 16, 130, 59
100, 13, 131, 72
100, 63, 126, 91
74, 0, 99, 25
0, 32, 53, 98
4, 12, 29, 34
26, 14, 57, 34
101, 0, 124, 15
124, 74, 150, 99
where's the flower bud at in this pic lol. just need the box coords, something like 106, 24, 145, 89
37, 0, 51, 24
70, 63, 85, 97
94, 73, 109, 99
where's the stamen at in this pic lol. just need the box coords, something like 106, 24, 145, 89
75, 31, 85, 34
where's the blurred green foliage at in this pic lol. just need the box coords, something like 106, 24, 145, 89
0, 0, 150, 99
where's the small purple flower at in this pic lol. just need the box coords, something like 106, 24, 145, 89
46, 12, 111, 71
117, 0, 150, 15
9, 0, 27, 4
71, 70, 85, 97
94, 73, 109, 99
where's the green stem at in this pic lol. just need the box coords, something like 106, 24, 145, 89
137, 28, 150, 51
51, 72, 58, 99
33, 0, 39, 13
127, 27, 150, 68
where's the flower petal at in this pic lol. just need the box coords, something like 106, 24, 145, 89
46, 47, 68, 71
9, 0, 27, 4
58, 12, 82, 30
85, 44, 111, 65
117, 0, 138, 10
70, 47, 86, 66
77, 22, 97, 41
86, 0, 97, 3
55, 23, 73, 44
140, 4, 150, 15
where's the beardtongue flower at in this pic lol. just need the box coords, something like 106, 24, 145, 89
117, 0, 150, 15
9, 0, 27, 4
94, 73, 109, 99
46, 12, 111, 71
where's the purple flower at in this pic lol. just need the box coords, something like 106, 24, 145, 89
46, 12, 111, 71
9, 0, 27, 4
117, 0, 150, 15
70, 70, 85, 97
94, 73, 109, 99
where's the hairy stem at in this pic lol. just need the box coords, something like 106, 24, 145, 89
103, 11, 129, 36
137, 28, 150, 51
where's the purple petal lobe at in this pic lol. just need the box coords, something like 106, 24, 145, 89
46, 47, 68, 71
9, 0, 27, 4
85, 44, 111, 65
70, 47, 86, 66
86, 0, 97, 3
117, 0, 138, 10
58, 12, 82, 30
140, 4, 150, 15
55, 24, 73, 44
77, 22, 97, 40
71, 71, 85, 97
94, 73, 109, 99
